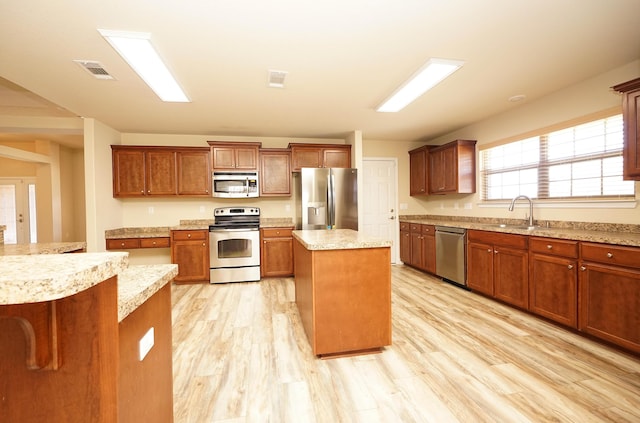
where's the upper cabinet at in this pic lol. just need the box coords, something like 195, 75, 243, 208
208, 141, 261, 170
112, 146, 210, 198
408, 146, 429, 196
259, 148, 292, 196
408, 139, 476, 196
288, 143, 351, 171
613, 78, 640, 180
429, 139, 476, 194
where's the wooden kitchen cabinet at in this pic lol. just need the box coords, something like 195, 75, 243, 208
259, 149, 291, 196
208, 141, 261, 170
176, 148, 211, 196
579, 242, 640, 353
429, 139, 476, 194
409, 146, 429, 196
612, 78, 640, 180
106, 237, 170, 250
288, 143, 351, 171
260, 227, 294, 277
529, 237, 578, 328
467, 230, 528, 309
112, 146, 211, 198
171, 229, 209, 283
399, 222, 411, 264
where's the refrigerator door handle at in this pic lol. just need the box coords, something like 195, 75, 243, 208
327, 172, 335, 229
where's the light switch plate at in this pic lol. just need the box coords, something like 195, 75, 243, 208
139, 327, 155, 361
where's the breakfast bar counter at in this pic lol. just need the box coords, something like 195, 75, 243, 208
292, 229, 392, 358
0, 252, 178, 422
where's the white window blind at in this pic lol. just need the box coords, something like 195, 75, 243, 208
480, 114, 634, 201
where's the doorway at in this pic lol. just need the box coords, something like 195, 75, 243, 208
0, 178, 37, 244
362, 158, 399, 263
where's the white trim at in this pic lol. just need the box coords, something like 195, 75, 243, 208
478, 199, 637, 209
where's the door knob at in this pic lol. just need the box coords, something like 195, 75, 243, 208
390, 216, 396, 220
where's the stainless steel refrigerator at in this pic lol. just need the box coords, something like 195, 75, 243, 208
295, 167, 358, 230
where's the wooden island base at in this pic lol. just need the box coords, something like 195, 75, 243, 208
293, 236, 391, 357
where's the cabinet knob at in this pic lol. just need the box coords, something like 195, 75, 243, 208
187, 234, 191, 238
580, 266, 586, 271
487, 249, 492, 253
567, 264, 573, 270
607, 252, 613, 258
202, 243, 206, 247
121, 242, 125, 247
547, 245, 553, 249
152, 241, 156, 245
494, 249, 499, 254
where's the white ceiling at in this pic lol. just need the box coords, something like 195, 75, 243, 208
1, 0, 639, 149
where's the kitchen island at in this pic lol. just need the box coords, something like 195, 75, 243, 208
0, 252, 178, 422
293, 229, 392, 358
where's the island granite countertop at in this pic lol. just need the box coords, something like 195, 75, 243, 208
0, 241, 86, 255
293, 229, 392, 251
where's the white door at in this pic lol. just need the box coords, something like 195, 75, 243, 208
0, 178, 37, 244
362, 158, 399, 263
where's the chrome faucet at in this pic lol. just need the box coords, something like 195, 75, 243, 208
509, 195, 535, 227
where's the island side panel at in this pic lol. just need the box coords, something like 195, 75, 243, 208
0, 276, 119, 423
313, 247, 391, 356
293, 239, 316, 351
118, 282, 173, 423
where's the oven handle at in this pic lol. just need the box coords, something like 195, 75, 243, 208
209, 228, 259, 232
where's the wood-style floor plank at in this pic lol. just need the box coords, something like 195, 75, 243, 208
171, 266, 640, 422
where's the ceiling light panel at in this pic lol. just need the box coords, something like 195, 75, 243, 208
98, 29, 190, 102
268, 70, 288, 88
376, 58, 464, 113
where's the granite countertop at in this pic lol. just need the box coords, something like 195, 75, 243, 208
293, 229, 392, 251
117, 264, 178, 322
0, 252, 129, 305
400, 217, 640, 247
0, 241, 86, 255
105, 227, 171, 239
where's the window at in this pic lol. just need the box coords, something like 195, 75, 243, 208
480, 114, 635, 201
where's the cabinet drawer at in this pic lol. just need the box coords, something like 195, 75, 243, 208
172, 230, 207, 241
580, 242, 640, 269
421, 224, 435, 236
400, 222, 410, 231
261, 228, 293, 238
530, 237, 578, 258
106, 238, 140, 250
468, 230, 528, 249
140, 237, 171, 248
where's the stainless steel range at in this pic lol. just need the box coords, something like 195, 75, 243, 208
209, 207, 261, 284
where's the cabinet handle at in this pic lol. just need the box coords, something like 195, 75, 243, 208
487, 249, 492, 253
152, 241, 156, 245
567, 264, 573, 270
202, 243, 206, 247
494, 249, 499, 254
187, 234, 191, 238
547, 245, 553, 249
580, 266, 586, 271
607, 252, 613, 258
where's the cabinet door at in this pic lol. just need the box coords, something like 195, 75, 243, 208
113, 149, 145, 197
261, 237, 294, 277
410, 231, 423, 268
291, 147, 322, 171
146, 150, 176, 196
529, 253, 578, 327
171, 231, 209, 283
260, 150, 291, 196
579, 263, 640, 353
494, 245, 528, 309
400, 230, 411, 264
428, 149, 444, 193
177, 150, 211, 196
211, 146, 236, 169
467, 241, 494, 296
234, 146, 259, 169
422, 233, 436, 274
323, 148, 351, 168
409, 148, 428, 196
441, 146, 458, 192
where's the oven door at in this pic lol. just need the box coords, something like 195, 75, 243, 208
209, 228, 260, 283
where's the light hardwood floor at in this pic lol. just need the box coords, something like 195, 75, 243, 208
171, 265, 640, 423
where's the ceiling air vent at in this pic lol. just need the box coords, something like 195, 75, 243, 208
73, 60, 115, 80
267, 70, 287, 88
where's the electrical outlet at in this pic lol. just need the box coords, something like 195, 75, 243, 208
464, 202, 472, 209
148, 206, 154, 215
400, 203, 408, 210
139, 327, 155, 361
199, 206, 205, 213
285, 204, 291, 212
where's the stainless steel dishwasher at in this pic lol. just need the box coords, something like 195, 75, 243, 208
435, 226, 467, 287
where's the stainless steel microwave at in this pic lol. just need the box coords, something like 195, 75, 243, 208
212, 171, 259, 198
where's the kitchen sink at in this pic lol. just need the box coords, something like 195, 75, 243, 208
490, 223, 541, 230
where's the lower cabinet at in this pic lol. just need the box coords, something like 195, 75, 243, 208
401, 222, 436, 274
529, 237, 578, 328
579, 242, 640, 353
260, 227, 294, 277
171, 229, 210, 283
400, 223, 411, 264
467, 230, 528, 309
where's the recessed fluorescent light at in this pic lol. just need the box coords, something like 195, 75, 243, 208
98, 29, 190, 102
376, 58, 464, 113
268, 70, 288, 88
